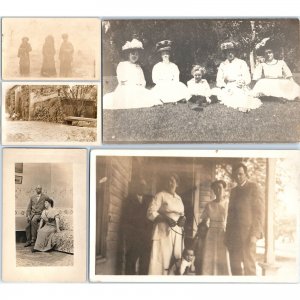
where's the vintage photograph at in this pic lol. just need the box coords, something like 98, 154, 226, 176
2, 18, 100, 80
2, 83, 99, 145
2, 149, 87, 282
90, 150, 299, 282
15, 163, 74, 267
102, 19, 300, 143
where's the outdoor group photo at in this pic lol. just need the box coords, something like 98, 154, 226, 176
102, 19, 300, 143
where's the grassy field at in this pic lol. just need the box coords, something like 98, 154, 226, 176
103, 100, 300, 143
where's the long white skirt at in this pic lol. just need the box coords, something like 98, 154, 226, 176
252, 78, 300, 101
148, 226, 184, 275
212, 84, 262, 111
151, 81, 189, 103
103, 84, 161, 110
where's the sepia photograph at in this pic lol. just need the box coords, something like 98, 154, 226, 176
102, 19, 300, 143
2, 83, 100, 145
2, 149, 87, 282
90, 150, 299, 282
2, 18, 100, 80
15, 163, 74, 267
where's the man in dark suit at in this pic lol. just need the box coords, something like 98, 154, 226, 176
24, 185, 50, 247
123, 178, 153, 275
225, 163, 265, 275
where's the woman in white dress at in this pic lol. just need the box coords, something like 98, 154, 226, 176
200, 180, 230, 275
103, 39, 161, 110
213, 41, 262, 112
147, 173, 186, 275
151, 40, 189, 103
252, 42, 300, 101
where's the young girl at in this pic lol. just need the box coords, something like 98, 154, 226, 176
187, 65, 212, 107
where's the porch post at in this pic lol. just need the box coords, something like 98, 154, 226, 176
259, 158, 280, 275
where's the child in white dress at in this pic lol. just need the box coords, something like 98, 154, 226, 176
187, 65, 212, 108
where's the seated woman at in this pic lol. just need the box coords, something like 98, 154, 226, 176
213, 41, 262, 112
32, 199, 60, 252
103, 38, 161, 109
147, 173, 186, 275
252, 40, 300, 101
151, 40, 189, 103
199, 180, 230, 275
187, 65, 212, 107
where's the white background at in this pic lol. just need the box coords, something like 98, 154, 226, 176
1, 0, 299, 299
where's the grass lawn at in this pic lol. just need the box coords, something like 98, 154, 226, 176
103, 99, 300, 143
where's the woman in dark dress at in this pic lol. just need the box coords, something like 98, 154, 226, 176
41, 35, 57, 77
18, 37, 32, 76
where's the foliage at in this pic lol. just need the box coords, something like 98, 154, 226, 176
61, 85, 97, 117
103, 19, 300, 84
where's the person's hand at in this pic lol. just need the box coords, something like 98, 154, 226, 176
236, 79, 245, 88
27, 216, 31, 223
166, 216, 177, 227
177, 216, 186, 227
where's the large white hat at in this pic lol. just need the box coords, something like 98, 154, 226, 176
122, 38, 144, 51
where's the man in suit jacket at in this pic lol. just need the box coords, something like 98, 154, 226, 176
225, 163, 265, 275
123, 178, 153, 275
24, 185, 50, 247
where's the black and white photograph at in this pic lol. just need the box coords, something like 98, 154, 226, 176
102, 19, 300, 143
2, 18, 100, 80
90, 150, 299, 282
2, 83, 99, 145
2, 149, 87, 282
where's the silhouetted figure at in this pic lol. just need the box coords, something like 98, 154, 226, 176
18, 37, 32, 76
41, 35, 56, 77
59, 33, 74, 77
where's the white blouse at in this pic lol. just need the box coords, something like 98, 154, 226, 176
152, 62, 180, 84
116, 61, 146, 87
253, 60, 293, 80
216, 58, 251, 88
187, 78, 211, 97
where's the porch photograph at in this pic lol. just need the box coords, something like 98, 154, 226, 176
90, 150, 299, 282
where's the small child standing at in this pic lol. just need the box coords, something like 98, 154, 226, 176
187, 65, 212, 107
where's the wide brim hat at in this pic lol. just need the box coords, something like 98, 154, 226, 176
156, 40, 172, 52
220, 41, 238, 51
122, 38, 144, 51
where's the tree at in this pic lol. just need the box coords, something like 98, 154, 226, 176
61, 85, 97, 117
103, 19, 300, 84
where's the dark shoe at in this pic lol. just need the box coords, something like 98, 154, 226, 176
24, 241, 32, 247
31, 248, 38, 253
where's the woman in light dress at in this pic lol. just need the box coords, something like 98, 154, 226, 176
213, 41, 262, 112
103, 39, 161, 110
32, 199, 60, 252
200, 180, 231, 275
252, 40, 300, 101
151, 40, 189, 103
147, 173, 186, 275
